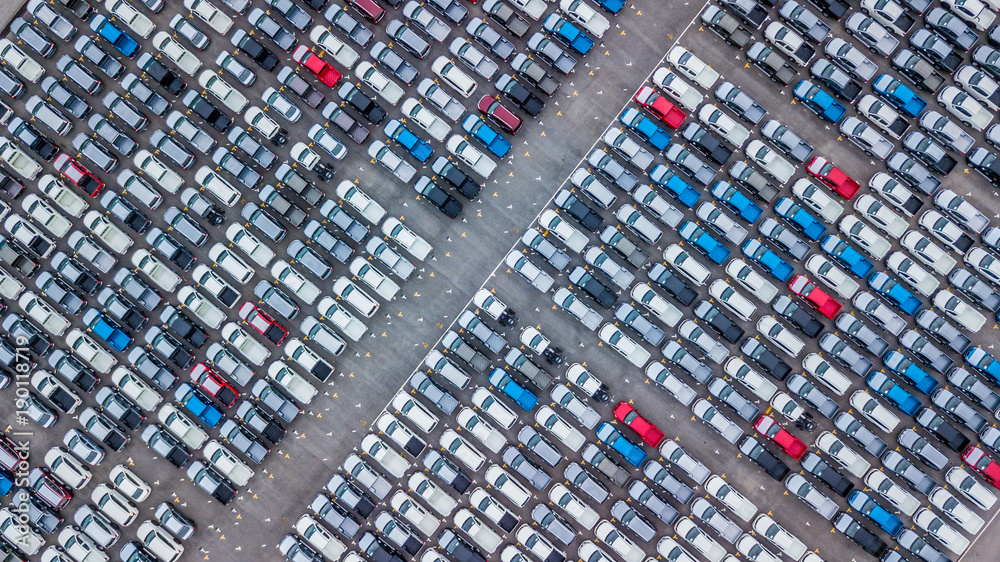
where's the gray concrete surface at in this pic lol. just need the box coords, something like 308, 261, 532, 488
0, 1, 27, 35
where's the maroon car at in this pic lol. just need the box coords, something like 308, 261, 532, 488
346, 0, 385, 23
478, 95, 523, 135
28, 467, 72, 510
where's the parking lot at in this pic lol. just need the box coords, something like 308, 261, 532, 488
5, 0, 1000, 559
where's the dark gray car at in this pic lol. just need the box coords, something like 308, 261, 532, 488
121, 73, 169, 116
229, 127, 277, 169
662, 340, 713, 383
614, 303, 666, 346
287, 240, 333, 280
310, 494, 361, 539
948, 367, 1000, 411
522, 227, 570, 270
787, 374, 840, 419
715, 81, 767, 124
642, 460, 695, 504
950, 268, 1000, 312
897, 528, 951, 562
626, 480, 679, 525
41, 76, 90, 118
88, 114, 137, 156
610, 501, 655, 543
898, 428, 948, 471
882, 450, 936, 495
690, 497, 742, 543
581, 443, 629, 487
409, 371, 458, 414
819, 333, 873, 377
319, 200, 369, 243
219, 419, 269, 464
707, 377, 758, 421
932, 388, 987, 433
242, 203, 286, 243
900, 329, 953, 374
834, 412, 887, 456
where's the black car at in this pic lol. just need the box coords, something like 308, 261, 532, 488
746, 42, 797, 86
95, 387, 145, 430
915, 407, 970, 452
136, 53, 186, 95
808, 0, 849, 19
438, 530, 485, 562
160, 306, 208, 349
903, 131, 957, 174
96, 288, 147, 331
183, 91, 232, 133
738, 435, 790, 480
891, 49, 945, 93
485, 0, 530, 38
910, 29, 963, 74
326, 473, 375, 518
693, 300, 743, 343
0, 171, 23, 200
48, 349, 99, 392
554, 189, 602, 232
7, 117, 57, 161
52, 253, 99, 295
231, 29, 280, 71
810, 59, 862, 102
681, 123, 732, 165
702, 5, 753, 48
277, 67, 325, 108
359, 533, 406, 562
741, 338, 791, 381
432, 157, 480, 199
146, 228, 195, 272
801, 452, 854, 496
720, 0, 768, 28
833, 513, 886, 557
647, 263, 697, 306
338, 82, 386, 124
495, 73, 544, 117
771, 295, 823, 338
414, 177, 462, 218
326, 106, 370, 144
568, 266, 617, 309
968, 146, 1000, 186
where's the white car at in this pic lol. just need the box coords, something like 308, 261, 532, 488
382, 218, 432, 261
664, 244, 710, 286
136, 521, 184, 562
559, 0, 609, 37
39, 174, 88, 217
471, 388, 516, 429
668, 46, 719, 89
392, 391, 438, 432
942, 0, 996, 30
110, 367, 161, 411
196, 167, 240, 206
0, 137, 41, 180
153, 32, 202, 76
57, 526, 103, 561
136, 150, 183, 194
771, 391, 804, 421
854, 194, 908, 238
752, 515, 807, 562
595, 520, 644, 562
886, 252, 939, 296
967, 247, 1000, 286
177, 286, 225, 329
432, 56, 477, 98
535, 406, 585, 451
91, 484, 138, 526
698, 105, 750, 147
765, 21, 813, 65
757, 316, 804, 357
309, 25, 360, 69
157, 404, 208, 450
849, 390, 899, 433
0, 39, 44, 83
632, 283, 683, 326
914, 508, 969, 555
509, 0, 547, 19
66, 329, 116, 373
865, 469, 920, 516
790, 179, 842, 223
45, 446, 92, 489
454, 509, 501, 553
184, 0, 233, 34
208, 244, 255, 285
357, 62, 405, 105
679, 319, 728, 363
705, 475, 757, 522
317, 296, 368, 341
724, 357, 777, 400
221, 323, 270, 366
816, 431, 869, 478
204, 440, 253, 486
22, 195, 71, 238
485, 465, 530, 507
929, 487, 984, 534
295, 515, 345, 561
856, 94, 907, 139
538, 209, 588, 253
938, 85, 993, 131
332, 277, 379, 318
652, 67, 703, 112
869, 172, 921, 216
32, 371, 81, 413
106, 0, 156, 38
198, 71, 247, 113
839, 215, 891, 259
349, 258, 399, 301
549, 483, 599, 530
84, 211, 131, 255
132, 249, 180, 292
401, 98, 451, 142
262, 88, 302, 123
390, 491, 440, 536
243, 106, 281, 141
409, 473, 457, 516
934, 188, 989, 234
447, 135, 496, 178
598, 324, 650, 368
516, 526, 565, 562
901, 231, 956, 276
268, 360, 318, 404
457, 408, 505, 453
708, 280, 756, 321
676, 518, 726, 562
310, 124, 348, 160
726, 259, 779, 303
19, 291, 69, 336
440, 430, 485, 471
271, 261, 320, 305
946, 466, 997, 511
934, 290, 987, 332
805, 255, 858, 298
335, 181, 386, 224
802, 354, 851, 395
957, 65, 1000, 112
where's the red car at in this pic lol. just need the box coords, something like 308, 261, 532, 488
613, 401, 664, 446
54, 153, 103, 196
788, 275, 842, 319
191, 363, 240, 407
754, 414, 807, 460
28, 467, 72, 510
0, 434, 24, 473
806, 156, 860, 199
633, 86, 685, 129
478, 95, 523, 135
293, 45, 342, 88
963, 445, 1000, 488
238, 302, 288, 345
346, 0, 385, 23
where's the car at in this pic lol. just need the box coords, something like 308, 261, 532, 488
701, 5, 753, 48
940, 84, 993, 132
868, 175, 922, 221
840, 116, 895, 161
936, 189, 989, 234
902, 131, 957, 176
867, 370, 921, 416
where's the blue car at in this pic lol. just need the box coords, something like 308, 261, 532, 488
543, 14, 593, 55
0, 472, 12, 496
866, 371, 921, 416
649, 164, 700, 208
793, 80, 847, 123
82, 308, 132, 352
175, 382, 224, 427
884, 350, 939, 395
90, 15, 139, 58
848, 491, 904, 537
620, 108, 670, 150
596, 422, 646, 467
462, 115, 511, 158
820, 235, 874, 278
710, 181, 762, 223
965, 347, 1000, 382
384, 119, 433, 162
593, 0, 625, 14
742, 239, 794, 281
868, 272, 922, 315
679, 221, 730, 264
873, 74, 926, 118
774, 197, 826, 241
488, 368, 538, 411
